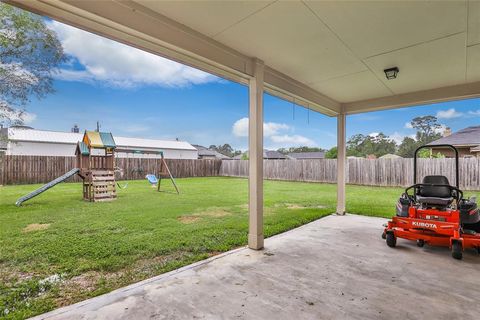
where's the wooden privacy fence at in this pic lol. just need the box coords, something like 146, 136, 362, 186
1, 155, 480, 190
219, 158, 480, 190
0, 155, 221, 185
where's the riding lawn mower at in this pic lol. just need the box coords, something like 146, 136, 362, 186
383, 144, 480, 260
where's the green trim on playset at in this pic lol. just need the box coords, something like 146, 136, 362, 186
77, 141, 90, 156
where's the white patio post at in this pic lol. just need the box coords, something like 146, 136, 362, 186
337, 113, 346, 215
248, 59, 264, 250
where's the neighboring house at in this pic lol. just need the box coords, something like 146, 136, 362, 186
427, 126, 480, 157
234, 150, 288, 160
0, 127, 7, 154
288, 151, 325, 160
5, 127, 198, 159
193, 145, 231, 160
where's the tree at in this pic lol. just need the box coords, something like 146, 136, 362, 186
325, 146, 337, 159
346, 133, 396, 158
397, 137, 417, 158
208, 144, 241, 157
0, 3, 65, 127
277, 146, 325, 155
410, 116, 442, 145
397, 116, 445, 157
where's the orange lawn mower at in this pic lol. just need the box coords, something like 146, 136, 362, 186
382, 144, 480, 260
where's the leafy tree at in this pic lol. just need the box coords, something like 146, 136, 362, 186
208, 144, 242, 157
397, 137, 418, 158
417, 149, 445, 159
346, 133, 396, 158
325, 146, 337, 159
410, 116, 442, 145
0, 3, 65, 127
397, 116, 444, 157
277, 146, 325, 155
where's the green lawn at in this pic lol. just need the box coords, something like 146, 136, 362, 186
0, 177, 406, 319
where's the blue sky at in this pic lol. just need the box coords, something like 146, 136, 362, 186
23, 20, 480, 151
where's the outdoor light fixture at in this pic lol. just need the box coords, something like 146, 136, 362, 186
384, 67, 399, 80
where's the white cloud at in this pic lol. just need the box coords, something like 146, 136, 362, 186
404, 122, 414, 129
232, 117, 315, 148
22, 112, 37, 124
436, 108, 463, 119
48, 21, 218, 88
270, 134, 316, 147
232, 117, 290, 137
468, 110, 480, 116
390, 132, 416, 144
434, 124, 448, 135
368, 132, 379, 138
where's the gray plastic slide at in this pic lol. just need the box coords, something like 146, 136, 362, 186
15, 168, 80, 206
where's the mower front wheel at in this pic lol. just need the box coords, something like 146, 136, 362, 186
416, 239, 425, 247
386, 232, 396, 248
382, 231, 386, 239
452, 241, 463, 260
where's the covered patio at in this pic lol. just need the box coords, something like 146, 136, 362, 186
31, 214, 479, 320
9, 1, 480, 318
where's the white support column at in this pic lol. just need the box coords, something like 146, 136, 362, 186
248, 59, 264, 250
337, 113, 346, 215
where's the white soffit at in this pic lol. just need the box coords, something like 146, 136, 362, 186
364, 33, 467, 95
313, 71, 391, 103
214, 1, 367, 85
468, 0, 480, 46
304, 0, 466, 59
138, 1, 275, 38
467, 44, 480, 82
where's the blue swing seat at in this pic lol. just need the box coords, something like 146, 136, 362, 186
146, 174, 158, 185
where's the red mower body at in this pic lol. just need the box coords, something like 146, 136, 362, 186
383, 144, 480, 259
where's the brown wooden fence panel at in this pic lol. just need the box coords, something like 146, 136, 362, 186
1, 156, 480, 190
219, 158, 480, 190
0, 156, 222, 185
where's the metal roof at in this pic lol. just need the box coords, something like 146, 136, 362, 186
7, 128, 197, 151
427, 126, 480, 147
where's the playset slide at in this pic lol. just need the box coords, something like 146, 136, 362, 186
15, 168, 80, 206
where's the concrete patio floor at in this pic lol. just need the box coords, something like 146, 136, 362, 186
33, 214, 480, 320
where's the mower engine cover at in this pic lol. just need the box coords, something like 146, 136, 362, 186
459, 199, 480, 224
396, 194, 410, 217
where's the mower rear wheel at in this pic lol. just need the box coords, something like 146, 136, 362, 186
416, 240, 425, 247
386, 232, 396, 248
452, 242, 463, 260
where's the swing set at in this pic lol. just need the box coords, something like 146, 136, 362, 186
115, 149, 179, 194
145, 151, 179, 194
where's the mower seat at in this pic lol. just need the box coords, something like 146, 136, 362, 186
416, 175, 453, 206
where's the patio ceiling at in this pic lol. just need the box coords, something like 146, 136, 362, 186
8, 0, 480, 116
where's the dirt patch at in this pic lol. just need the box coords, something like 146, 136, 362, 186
22, 223, 50, 233
177, 215, 201, 224
56, 271, 103, 307
195, 207, 231, 217
285, 203, 327, 210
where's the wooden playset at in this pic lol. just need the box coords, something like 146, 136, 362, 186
15, 130, 179, 206
76, 131, 117, 202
